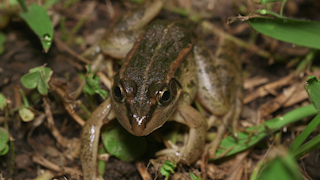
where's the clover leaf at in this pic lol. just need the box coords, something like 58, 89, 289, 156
21, 66, 52, 95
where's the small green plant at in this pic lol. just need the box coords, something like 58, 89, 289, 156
0, 127, 9, 156
83, 65, 108, 99
0, 93, 7, 110
190, 172, 201, 180
100, 122, 146, 162
248, 76, 320, 179
160, 160, 176, 180
254, 150, 302, 180
18, 89, 34, 122
21, 66, 52, 95
20, 66, 51, 121
287, 76, 320, 159
0, 32, 6, 55
214, 104, 317, 159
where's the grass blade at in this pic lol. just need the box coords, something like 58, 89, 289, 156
214, 104, 317, 159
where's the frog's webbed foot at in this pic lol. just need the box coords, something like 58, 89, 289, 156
206, 97, 242, 159
155, 140, 184, 164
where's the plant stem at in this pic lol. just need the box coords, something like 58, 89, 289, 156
19, 89, 29, 108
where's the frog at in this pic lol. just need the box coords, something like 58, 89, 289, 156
80, 0, 243, 179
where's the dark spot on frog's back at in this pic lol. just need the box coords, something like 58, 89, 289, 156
150, 42, 158, 52
217, 54, 234, 63
175, 68, 182, 79
187, 80, 196, 88
205, 65, 216, 74
162, 40, 174, 52
183, 59, 188, 68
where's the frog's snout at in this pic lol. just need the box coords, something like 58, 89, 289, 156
130, 114, 148, 136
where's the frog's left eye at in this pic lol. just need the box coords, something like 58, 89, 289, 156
113, 84, 125, 102
157, 79, 181, 106
157, 87, 171, 105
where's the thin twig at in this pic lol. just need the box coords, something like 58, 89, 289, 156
53, 36, 91, 64
201, 21, 282, 60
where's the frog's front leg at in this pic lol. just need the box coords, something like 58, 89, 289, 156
81, 97, 116, 180
168, 102, 208, 164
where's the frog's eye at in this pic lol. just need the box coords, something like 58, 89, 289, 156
113, 84, 125, 102
157, 87, 171, 105
157, 79, 181, 106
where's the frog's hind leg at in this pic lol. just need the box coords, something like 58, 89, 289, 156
194, 37, 243, 159
206, 99, 242, 160
206, 79, 243, 160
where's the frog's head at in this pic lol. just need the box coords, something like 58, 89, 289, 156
111, 73, 182, 136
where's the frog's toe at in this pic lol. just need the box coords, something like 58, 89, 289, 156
155, 142, 184, 163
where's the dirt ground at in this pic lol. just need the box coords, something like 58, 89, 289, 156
1, 0, 320, 180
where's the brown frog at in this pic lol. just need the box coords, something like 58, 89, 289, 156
80, 0, 242, 179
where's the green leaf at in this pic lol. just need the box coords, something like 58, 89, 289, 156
20, 4, 53, 52
84, 66, 108, 99
101, 123, 146, 161
21, 66, 52, 95
190, 172, 201, 180
289, 113, 320, 153
0, 93, 6, 110
98, 146, 106, 177
0, 32, 6, 55
257, 155, 302, 180
248, 17, 320, 49
290, 133, 320, 160
286, 76, 320, 159
214, 104, 317, 159
37, 75, 49, 95
0, 145, 9, 156
21, 72, 40, 89
161, 160, 176, 180
19, 107, 35, 122
305, 76, 320, 111
30, 66, 52, 82
0, 127, 9, 156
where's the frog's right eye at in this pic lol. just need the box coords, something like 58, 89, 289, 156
113, 85, 125, 102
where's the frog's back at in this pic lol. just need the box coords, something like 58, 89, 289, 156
119, 20, 194, 86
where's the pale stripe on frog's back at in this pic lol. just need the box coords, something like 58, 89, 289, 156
120, 21, 194, 101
